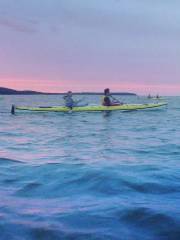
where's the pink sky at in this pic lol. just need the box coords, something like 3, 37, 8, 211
0, 77, 179, 95
0, 0, 180, 96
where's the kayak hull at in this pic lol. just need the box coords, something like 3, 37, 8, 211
15, 102, 168, 112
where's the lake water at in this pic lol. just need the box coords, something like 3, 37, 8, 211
0, 95, 180, 240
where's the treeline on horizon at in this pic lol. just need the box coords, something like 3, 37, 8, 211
0, 87, 136, 96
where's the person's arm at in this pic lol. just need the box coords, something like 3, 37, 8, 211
111, 95, 124, 105
63, 95, 68, 101
110, 95, 120, 103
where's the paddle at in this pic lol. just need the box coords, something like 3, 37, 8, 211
109, 95, 123, 104
75, 97, 88, 106
11, 105, 15, 114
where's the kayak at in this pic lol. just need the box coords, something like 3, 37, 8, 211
13, 102, 167, 113
151, 98, 164, 100
15, 102, 167, 113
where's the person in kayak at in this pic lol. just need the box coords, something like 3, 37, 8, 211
63, 91, 88, 108
102, 88, 123, 106
63, 91, 74, 108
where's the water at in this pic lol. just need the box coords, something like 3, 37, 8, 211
0, 95, 180, 240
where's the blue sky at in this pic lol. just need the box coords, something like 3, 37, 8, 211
0, 0, 179, 94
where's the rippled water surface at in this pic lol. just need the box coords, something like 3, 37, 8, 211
0, 95, 180, 240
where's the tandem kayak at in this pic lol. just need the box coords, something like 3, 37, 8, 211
12, 102, 168, 113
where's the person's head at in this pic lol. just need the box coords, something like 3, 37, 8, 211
67, 91, 72, 96
104, 88, 110, 96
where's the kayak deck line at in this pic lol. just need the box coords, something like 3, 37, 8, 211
12, 102, 168, 114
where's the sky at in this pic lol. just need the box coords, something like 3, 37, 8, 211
0, 0, 179, 95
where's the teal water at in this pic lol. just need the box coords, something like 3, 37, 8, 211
0, 95, 180, 240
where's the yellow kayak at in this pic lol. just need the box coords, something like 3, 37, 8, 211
13, 102, 167, 113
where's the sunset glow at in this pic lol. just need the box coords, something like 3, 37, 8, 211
0, 0, 180, 95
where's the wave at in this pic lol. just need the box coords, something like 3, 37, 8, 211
121, 180, 179, 194
0, 157, 23, 165
15, 182, 43, 197
119, 207, 180, 239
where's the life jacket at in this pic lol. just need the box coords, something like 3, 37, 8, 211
64, 95, 74, 107
101, 95, 111, 106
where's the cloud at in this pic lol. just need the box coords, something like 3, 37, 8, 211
0, 17, 37, 33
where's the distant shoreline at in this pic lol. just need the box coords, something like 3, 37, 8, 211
0, 87, 136, 96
